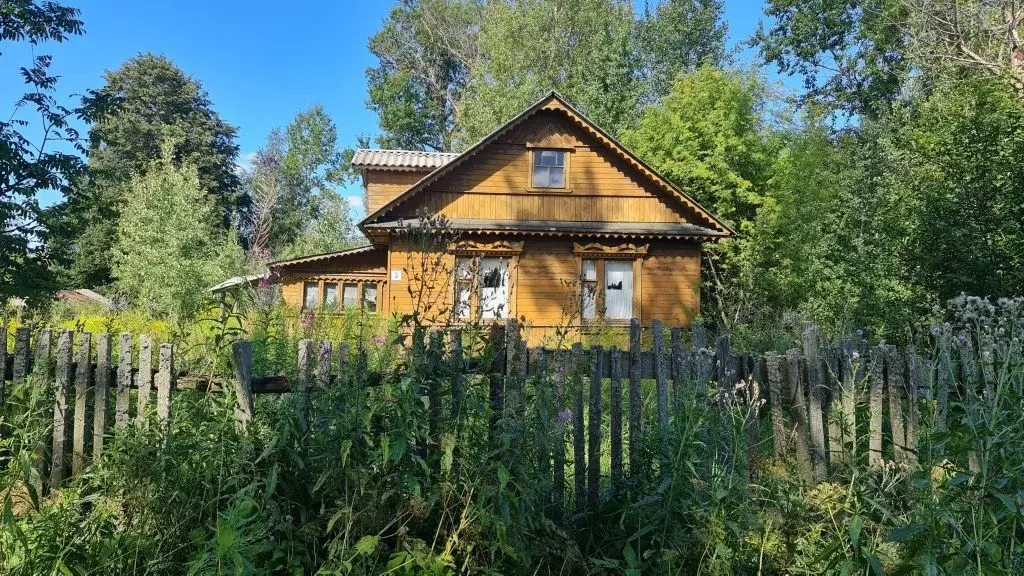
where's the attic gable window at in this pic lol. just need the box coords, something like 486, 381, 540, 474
532, 149, 566, 188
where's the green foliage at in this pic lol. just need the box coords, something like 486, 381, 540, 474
0, 0, 86, 305
113, 142, 244, 321
243, 106, 358, 261
60, 53, 241, 287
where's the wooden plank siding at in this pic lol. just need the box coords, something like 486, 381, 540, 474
365, 170, 428, 215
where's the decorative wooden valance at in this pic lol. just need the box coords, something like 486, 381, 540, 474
572, 242, 649, 258
297, 273, 388, 283
449, 239, 525, 256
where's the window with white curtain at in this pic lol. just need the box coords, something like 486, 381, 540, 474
342, 283, 358, 308
324, 284, 338, 307
454, 258, 473, 320
303, 282, 319, 308
603, 260, 633, 320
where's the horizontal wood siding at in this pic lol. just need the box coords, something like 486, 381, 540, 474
386, 241, 456, 322
641, 243, 700, 326
387, 110, 698, 224
515, 239, 578, 325
366, 170, 428, 215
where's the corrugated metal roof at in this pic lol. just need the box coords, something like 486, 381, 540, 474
351, 149, 458, 170
267, 245, 380, 269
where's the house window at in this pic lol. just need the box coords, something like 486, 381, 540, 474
362, 284, 377, 312
454, 256, 510, 320
580, 259, 634, 320
581, 260, 598, 320
342, 283, 359, 308
303, 282, 319, 308
324, 283, 338, 307
532, 149, 566, 188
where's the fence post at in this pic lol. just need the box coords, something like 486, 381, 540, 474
628, 319, 643, 481
50, 331, 73, 488
786, 348, 813, 481
232, 340, 255, 432
715, 333, 736, 471
427, 330, 444, 470
92, 333, 111, 461
115, 333, 132, 429
72, 332, 91, 475
652, 320, 670, 479
868, 346, 884, 467
32, 328, 52, 490
571, 342, 586, 515
766, 352, 786, 458
137, 335, 153, 417
588, 346, 603, 511
156, 343, 174, 432
839, 339, 857, 462
609, 346, 624, 496
802, 326, 827, 481
33, 327, 53, 377
885, 345, 907, 464
12, 326, 31, 389
297, 339, 313, 439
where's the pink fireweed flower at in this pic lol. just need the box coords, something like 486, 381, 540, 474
373, 336, 386, 346
299, 309, 315, 333
557, 409, 572, 423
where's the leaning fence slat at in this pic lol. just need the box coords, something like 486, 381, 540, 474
885, 345, 907, 464
72, 333, 91, 475
587, 346, 603, 511
786, 348, 813, 481
31, 328, 52, 488
652, 320, 669, 478
571, 343, 586, 515
115, 333, 132, 428
802, 326, 827, 481
50, 331, 73, 488
156, 344, 174, 431
489, 325, 507, 455
766, 352, 786, 458
868, 346, 884, 467
609, 346, 624, 494
628, 319, 643, 480
137, 335, 153, 416
232, 340, 255, 431
13, 326, 30, 386
92, 333, 111, 460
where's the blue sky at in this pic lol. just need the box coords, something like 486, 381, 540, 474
2, 0, 783, 216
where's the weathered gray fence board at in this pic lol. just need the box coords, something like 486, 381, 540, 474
92, 333, 111, 460
50, 331, 73, 488
115, 333, 132, 428
72, 332, 91, 475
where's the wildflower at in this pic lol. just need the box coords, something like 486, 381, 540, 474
300, 309, 315, 333
373, 336, 386, 346
930, 323, 941, 337
285, 514, 293, 523
851, 350, 860, 361
557, 409, 572, 423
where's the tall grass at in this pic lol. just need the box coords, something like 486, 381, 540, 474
1, 296, 1023, 573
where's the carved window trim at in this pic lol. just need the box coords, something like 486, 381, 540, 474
572, 242, 649, 259
449, 239, 524, 256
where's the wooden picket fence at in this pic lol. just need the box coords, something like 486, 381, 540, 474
2, 318, 938, 515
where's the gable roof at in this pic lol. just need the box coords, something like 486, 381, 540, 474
359, 91, 734, 236
352, 149, 458, 171
267, 245, 380, 270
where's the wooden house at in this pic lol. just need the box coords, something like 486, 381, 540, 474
270, 92, 733, 344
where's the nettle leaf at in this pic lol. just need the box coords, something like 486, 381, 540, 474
883, 523, 927, 543
850, 515, 864, 551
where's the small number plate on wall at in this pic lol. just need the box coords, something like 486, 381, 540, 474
391, 270, 402, 281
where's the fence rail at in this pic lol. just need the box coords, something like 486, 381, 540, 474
1, 318, 949, 520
